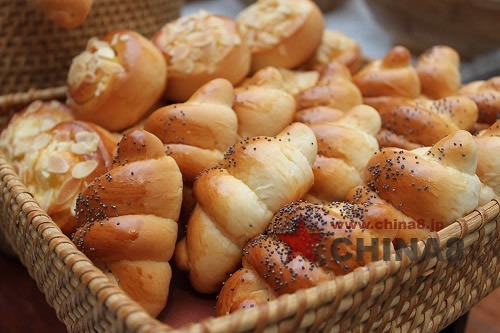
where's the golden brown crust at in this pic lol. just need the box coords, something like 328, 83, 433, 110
304, 30, 364, 74
474, 120, 500, 196
234, 67, 296, 138
72, 130, 183, 317
237, 0, 324, 72
364, 130, 481, 229
353, 46, 420, 98
174, 123, 318, 294
296, 62, 363, 111
28, 0, 93, 29
66, 29, 167, 132
216, 200, 390, 315
459, 76, 500, 124
416, 45, 461, 99
144, 78, 238, 183
153, 12, 251, 102
365, 95, 478, 147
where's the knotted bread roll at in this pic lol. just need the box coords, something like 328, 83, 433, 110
234, 67, 296, 138
459, 76, 500, 125
144, 78, 238, 183
72, 129, 183, 317
473, 120, 500, 203
216, 200, 394, 315
175, 122, 318, 293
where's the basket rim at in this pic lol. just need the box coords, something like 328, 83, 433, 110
0, 88, 499, 332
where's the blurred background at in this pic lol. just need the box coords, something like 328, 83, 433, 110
184, 0, 500, 82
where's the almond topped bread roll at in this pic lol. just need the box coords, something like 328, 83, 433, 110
16, 120, 116, 235
174, 123, 318, 294
237, 0, 324, 73
66, 29, 167, 132
153, 11, 251, 102
72, 130, 183, 317
216, 200, 395, 315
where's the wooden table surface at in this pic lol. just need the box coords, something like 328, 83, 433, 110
0, 252, 498, 332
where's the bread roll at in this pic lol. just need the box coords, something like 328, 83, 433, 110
0, 100, 74, 172
299, 105, 381, 203
237, 0, 324, 72
474, 120, 500, 203
144, 78, 238, 183
153, 11, 250, 102
234, 67, 296, 138
353, 46, 420, 98
174, 123, 317, 293
459, 76, 500, 124
28, 0, 93, 29
72, 130, 183, 317
216, 200, 393, 315
296, 61, 363, 111
19, 120, 116, 235
416, 45, 461, 99
304, 30, 364, 74
364, 130, 482, 229
66, 29, 167, 132
366, 95, 478, 148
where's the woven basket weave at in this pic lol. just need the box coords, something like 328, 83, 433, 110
0, 91, 499, 332
0, 0, 183, 95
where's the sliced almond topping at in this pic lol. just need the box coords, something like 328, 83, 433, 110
26, 100, 43, 114
96, 46, 116, 60
46, 153, 70, 174
33, 133, 53, 150
72, 160, 98, 179
72, 131, 100, 155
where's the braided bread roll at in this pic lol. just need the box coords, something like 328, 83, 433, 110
364, 130, 482, 229
297, 105, 381, 203
474, 120, 500, 203
66, 29, 167, 132
144, 78, 238, 183
459, 76, 500, 125
234, 67, 296, 138
416, 45, 461, 99
353, 46, 420, 99
367, 95, 478, 149
175, 123, 318, 293
296, 61, 363, 111
72, 130, 183, 317
216, 200, 393, 315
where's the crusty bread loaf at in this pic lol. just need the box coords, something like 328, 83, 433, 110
353, 46, 420, 98
216, 200, 393, 315
153, 11, 251, 102
72, 130, 183, 317
66, 29, 167, 132
237, 0, 324, 72
234, 67, 296, 138
174, 123, 317, 293
416, 45, 461, 99
144, 78, 238, 183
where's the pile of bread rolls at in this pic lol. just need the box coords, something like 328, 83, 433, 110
1, 0, 499, 321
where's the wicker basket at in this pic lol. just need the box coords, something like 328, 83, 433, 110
0, 90, 499, 332
0, 0, 183, 95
